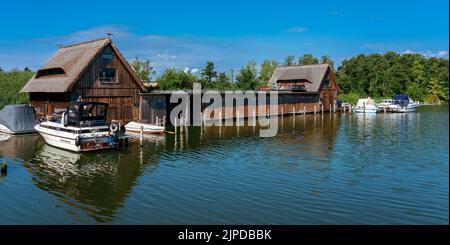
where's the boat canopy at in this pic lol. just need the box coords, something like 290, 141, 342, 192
392, 94, 410, 107
0, 104, 37, 133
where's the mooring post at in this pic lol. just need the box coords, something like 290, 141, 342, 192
329, 104, 332, 114
237, 109, 240, 126
252, 109, 256, 127
303, 105, 306, 115
162, 116, 166, 129
314, 105, 316, 114
321, 104, 324, 116
293, 106, 296, 116
175, 117, 178, 134
140, 125, 144, 146
180, 116, 184, 133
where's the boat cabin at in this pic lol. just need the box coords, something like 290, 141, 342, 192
53, 102, 109, 127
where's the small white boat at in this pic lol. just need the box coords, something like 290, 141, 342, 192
125, 121, 165, 135
354, 98, 379, 113
35, 102, 120, 152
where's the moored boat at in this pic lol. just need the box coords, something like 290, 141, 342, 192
125, 121, 165, 135
35, 102, 120, 152
353, 98, 379, 113
390, 94, 416, 113
0, 104, 38, 134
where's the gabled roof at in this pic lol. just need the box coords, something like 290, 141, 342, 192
21, 38, 145, 93
268, 64, 332, 92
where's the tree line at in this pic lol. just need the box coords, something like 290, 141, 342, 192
0, 67, 33, 110
131, 52, 448, 104
0, 51, 448, 110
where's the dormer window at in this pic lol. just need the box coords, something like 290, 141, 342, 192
35, 67, 66, 78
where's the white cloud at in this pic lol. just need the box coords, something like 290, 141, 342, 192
191, 68, 199, 74
438, 50, 449, 56
401, 49, 415, 54
401, 49, 449, 58
285, 27, 308, 33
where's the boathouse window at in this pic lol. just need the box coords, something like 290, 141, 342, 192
99, 68, 117, 83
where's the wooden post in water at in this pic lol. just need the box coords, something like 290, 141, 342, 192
219, 111, 222, 137
174, 117, 178, 135
252, 109, 256, 134
237, 109, 240, 126
140, 125, 144, 146
180, 116, 184, 133
303, 105, 306, 115
162, 116, 166, 129
321, 104, 324, 116
314, 105, 316, 114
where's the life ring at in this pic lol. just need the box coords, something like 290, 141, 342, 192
75, 136, 81, 146
110, 123, 119, 132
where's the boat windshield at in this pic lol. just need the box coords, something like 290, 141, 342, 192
66, 102, 108, 125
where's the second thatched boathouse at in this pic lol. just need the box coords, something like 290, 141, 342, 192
20, 38, 146, 122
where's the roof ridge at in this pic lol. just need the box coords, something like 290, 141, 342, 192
277, 63, 329, 68
60, 38, 111, 49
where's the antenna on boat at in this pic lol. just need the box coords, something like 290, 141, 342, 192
106, 32, 113, 39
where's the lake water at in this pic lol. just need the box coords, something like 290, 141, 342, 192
0, 106, 448, 224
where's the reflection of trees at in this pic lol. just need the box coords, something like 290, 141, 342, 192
23, 138, 165, 223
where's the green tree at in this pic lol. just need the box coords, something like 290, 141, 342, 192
0, 68, 34, 109
156, 68, 197, 90
320, 55, 334, 68
298, 54, 318, 65
259, 59, 278, 85
200, 61, 218, 88
236, 60, 259, 90
131, 56, 156, 81
284, 55, 295, 66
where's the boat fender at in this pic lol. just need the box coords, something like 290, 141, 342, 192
75, 136, 81, 147
110, 123, 119, 133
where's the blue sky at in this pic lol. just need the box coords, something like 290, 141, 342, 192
0, 0, 448, 75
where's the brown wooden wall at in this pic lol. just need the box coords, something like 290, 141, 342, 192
29, 45, 142, 122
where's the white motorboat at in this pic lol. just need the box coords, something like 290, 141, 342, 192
377, 99, 395, 111
35, 102, 120, 152
390, 94, 416, 113
125, 121, 165, 135
353, 98, 379, 113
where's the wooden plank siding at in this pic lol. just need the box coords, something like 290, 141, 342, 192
29, 45, 142, 122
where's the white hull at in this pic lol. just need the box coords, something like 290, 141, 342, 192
391, 106, 416, 113
35, 123, 117, 152
354, 108, 378, 113
0, 124, 12, 134
125, 122, 165, 134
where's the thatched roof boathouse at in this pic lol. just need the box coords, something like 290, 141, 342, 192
21, 38, 145, 122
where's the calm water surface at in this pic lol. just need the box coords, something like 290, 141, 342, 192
0, 106, 448, 224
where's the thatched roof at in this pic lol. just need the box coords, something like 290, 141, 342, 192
21, 38, 145, 93
268, 64, 331, 92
